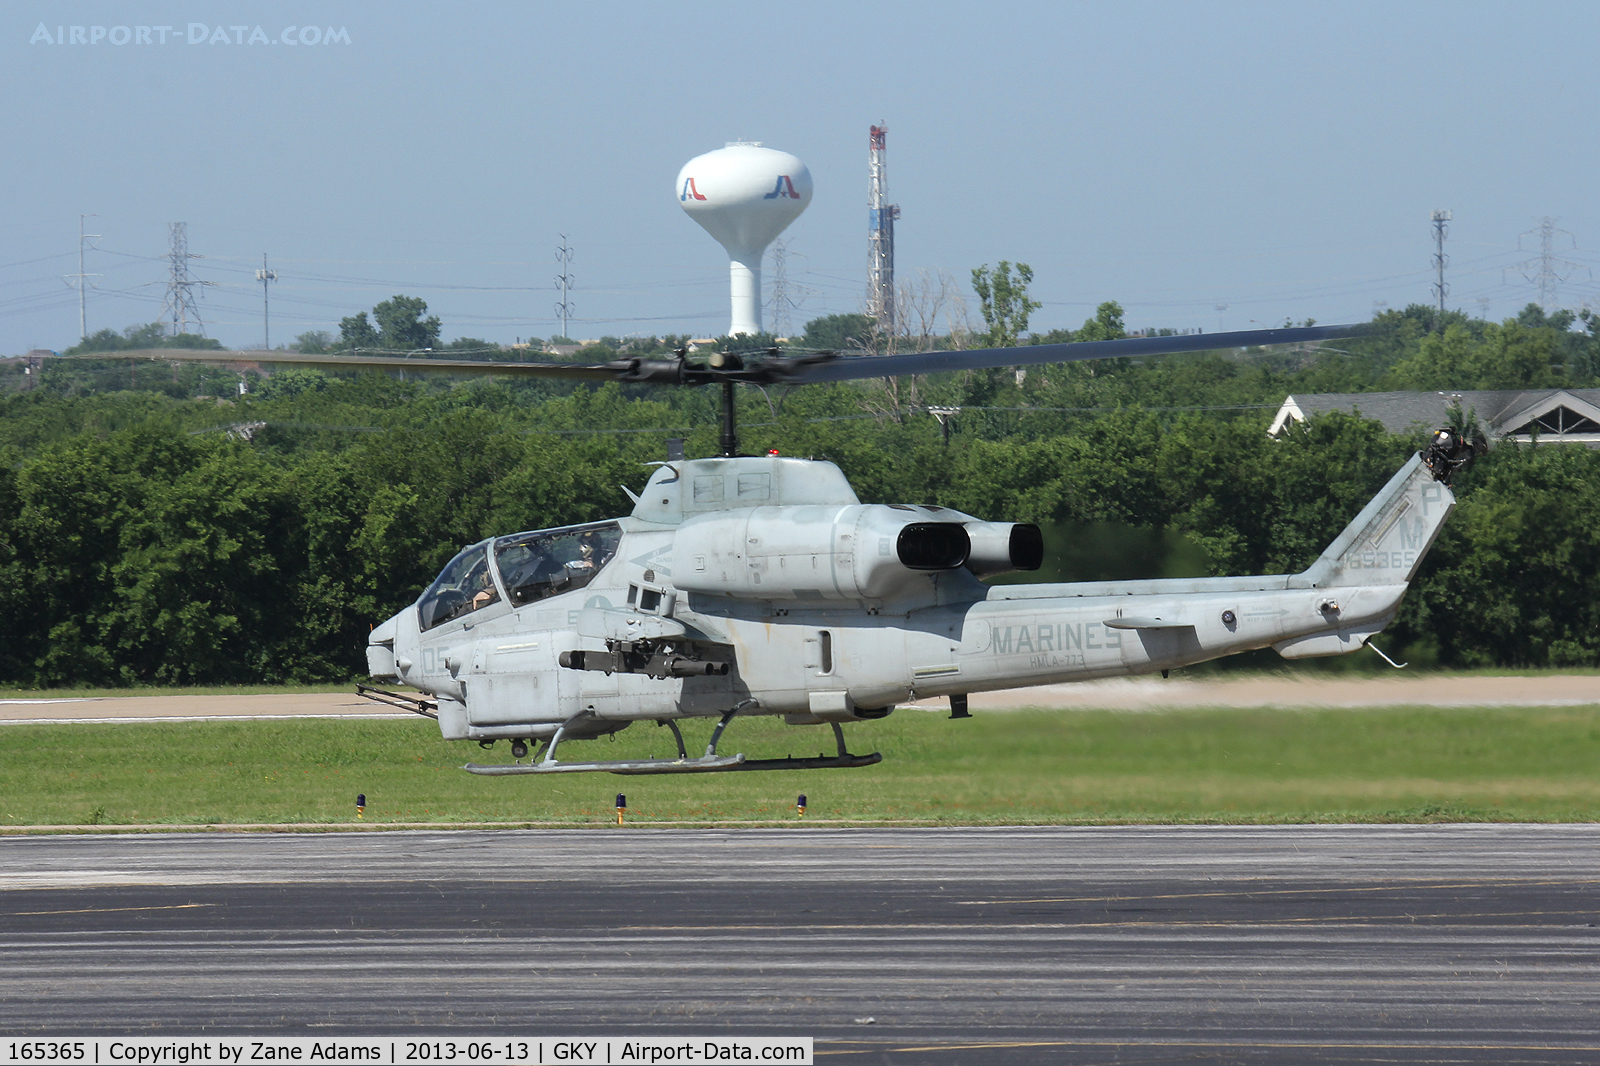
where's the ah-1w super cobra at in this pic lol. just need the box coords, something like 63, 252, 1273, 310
120, 325, 1475, 775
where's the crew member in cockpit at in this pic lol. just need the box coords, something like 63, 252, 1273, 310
469, 560, 499, 610
567, 531, 602, 575
591, 531, 616, 570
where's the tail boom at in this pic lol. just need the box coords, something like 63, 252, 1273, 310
870, 452, 1455, 703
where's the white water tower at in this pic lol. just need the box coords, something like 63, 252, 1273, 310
677, 142, 812, 337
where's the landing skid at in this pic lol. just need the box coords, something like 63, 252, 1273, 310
658, 750, 882, 775
463, 715, 882, 776
465, 754, 748, 776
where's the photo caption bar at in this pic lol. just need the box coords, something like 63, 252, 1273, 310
0, 1041, 811, 1066
28, 24, 351, 46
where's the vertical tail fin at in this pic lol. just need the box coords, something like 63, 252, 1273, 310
1301, 454, 1455, 588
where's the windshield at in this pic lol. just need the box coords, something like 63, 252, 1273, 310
417, 542, 500, 632
494, 521, 621, 607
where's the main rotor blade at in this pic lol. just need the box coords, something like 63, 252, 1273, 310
73, 348, 622, 381
71, 323, 1360, 388
789, 324, 1361, 384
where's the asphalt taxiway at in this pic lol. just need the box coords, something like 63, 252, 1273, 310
4, 672, 1597, 724
2, 826, 1597, 1063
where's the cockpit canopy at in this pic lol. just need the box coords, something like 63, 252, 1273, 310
494, 522, 620, 607
417, 542, 497, 631
417, 521, 622, 632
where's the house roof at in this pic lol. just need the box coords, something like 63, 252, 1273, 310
1271, 389, 1600, 445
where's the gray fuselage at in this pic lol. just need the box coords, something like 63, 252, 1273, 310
366, 453, 1450, 742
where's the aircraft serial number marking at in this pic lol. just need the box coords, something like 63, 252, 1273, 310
1348, 550, 1418, 570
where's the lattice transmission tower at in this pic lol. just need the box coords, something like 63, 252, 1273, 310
1511, 217, 1586, 310
767, 238, 815, 339
160, 222, 209, 336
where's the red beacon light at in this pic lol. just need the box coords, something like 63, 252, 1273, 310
767, 448, 780, 456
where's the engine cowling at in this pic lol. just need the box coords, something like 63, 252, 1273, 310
673, 504, 971, 601
963, 521, 1044, 577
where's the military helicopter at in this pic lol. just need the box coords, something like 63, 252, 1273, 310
110, 325, 1473, 775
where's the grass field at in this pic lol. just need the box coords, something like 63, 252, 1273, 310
4, 702, 1600, 830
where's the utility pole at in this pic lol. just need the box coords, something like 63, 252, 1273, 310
161, 222, 210, 336
256, 254, 278, 349
929, 405, 959, 446
1430, 209, 1451, 316
554, 234, 575, 341
22, 352, 45, 391
61, 214, 102, 341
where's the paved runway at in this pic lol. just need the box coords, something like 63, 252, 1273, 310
4, 673, 1597, 724
2, 826, 1598, 1063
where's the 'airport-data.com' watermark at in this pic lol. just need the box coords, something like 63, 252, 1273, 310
30, 23, 350, 46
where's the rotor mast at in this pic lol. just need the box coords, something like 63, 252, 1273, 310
719, 381, 739, 458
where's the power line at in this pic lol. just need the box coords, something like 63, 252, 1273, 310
3, 252, 76, 272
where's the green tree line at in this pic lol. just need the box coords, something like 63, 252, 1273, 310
4, 295, 1598, 685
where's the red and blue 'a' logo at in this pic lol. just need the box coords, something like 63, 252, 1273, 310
764, 175, 800, 200
680, 177, 706, 202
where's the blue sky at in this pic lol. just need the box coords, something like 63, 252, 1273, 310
4, 0, 1599, 353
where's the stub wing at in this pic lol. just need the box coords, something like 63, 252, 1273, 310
1103, 616, 1195, 631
